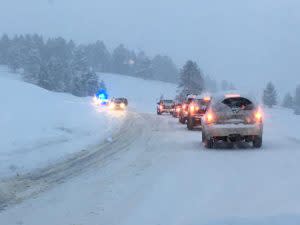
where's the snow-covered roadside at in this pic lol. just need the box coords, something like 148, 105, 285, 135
0, 69, 124, 179
2, 109, 300, 225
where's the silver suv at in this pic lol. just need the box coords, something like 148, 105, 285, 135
202, 94, 263, 149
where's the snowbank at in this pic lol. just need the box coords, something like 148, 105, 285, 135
0, 69, 177, 179
0, 69, 123, 178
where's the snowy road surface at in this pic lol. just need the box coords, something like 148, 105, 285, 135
1, 109, 300, 224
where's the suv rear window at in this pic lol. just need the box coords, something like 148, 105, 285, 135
196, 99, 210, 106
221, 97, 254, 110
162, 100, 173, 104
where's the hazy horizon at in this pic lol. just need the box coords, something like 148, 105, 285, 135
1, 0, 300, 96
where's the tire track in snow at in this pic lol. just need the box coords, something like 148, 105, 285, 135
0, 111, 145, 211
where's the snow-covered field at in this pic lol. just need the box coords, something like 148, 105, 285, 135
0, 68, 177, 179
1, 68, 300, 225
0, 70, 123, 178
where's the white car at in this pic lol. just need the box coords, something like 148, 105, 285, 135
202, 94, 263, 149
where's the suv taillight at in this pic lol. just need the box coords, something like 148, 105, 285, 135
205, 111, 216, 124
254, 111, 263, 123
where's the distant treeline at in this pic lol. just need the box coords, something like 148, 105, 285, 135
0, 34, 179, 96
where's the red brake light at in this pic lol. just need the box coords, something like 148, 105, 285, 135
203, 96, 211, 102
205, 111, 215, 124
254, 111, 263, 123
190, 105, 195, 112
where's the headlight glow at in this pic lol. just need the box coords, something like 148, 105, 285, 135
109, 103, 115, 109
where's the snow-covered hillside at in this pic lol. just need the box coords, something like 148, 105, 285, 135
98, 73, 177, 112
0, 69, 117, 178
0, 68, 176, 179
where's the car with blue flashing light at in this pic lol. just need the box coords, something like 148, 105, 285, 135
93, 89, 109, 106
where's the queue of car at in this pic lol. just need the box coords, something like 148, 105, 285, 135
157, 93, 263, 149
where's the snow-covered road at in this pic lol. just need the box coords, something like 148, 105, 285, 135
1, 109, 300, 225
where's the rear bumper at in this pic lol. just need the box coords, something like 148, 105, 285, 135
204, 123, 263, 138
158, 108, 172, 113
190, 115, 204, 125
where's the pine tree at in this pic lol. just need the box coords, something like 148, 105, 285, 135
71, 70, 99, 97
111, 44, 133, 75
85, 70, 100, 96
281, 93, 294, 109
177, 60, 204, 98
0, 34, 10, 64
151, 55, 178, 83
98, 80, 107, 91
294, 85, 300, 115
71, 47, 88, 72
23, 48, 42, 84
263, 82, 278, 108
134, 51, 153, 79
85, 41, 111, 72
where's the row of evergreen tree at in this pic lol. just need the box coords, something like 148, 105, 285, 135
262, 82, 300, 115
0, 34, 232, 98
0, 34, 181, 96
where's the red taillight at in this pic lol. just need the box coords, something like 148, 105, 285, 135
159, 105, 163, 110
247, 110, 263, 124
176, 107, 181, 112
254, 111, 263, 123
190, 104, 199, 113
190, 105, 195, 112
205, 111, 215, 124
182, 104, 187, 110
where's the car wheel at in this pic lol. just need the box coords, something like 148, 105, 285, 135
202, 131, 206, 143
179, 117, 185, 124
203, 133, 213, 149
157, 111, 162, 115
187, 118, 194, 130
253, 136, 262, 148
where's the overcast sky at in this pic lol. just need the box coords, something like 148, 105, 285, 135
1, 0, 300, 94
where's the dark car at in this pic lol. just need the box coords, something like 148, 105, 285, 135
178, 96, 196, 124
172, 103, 182, 118
109, 98, 128, 110
157, 100, 174, 115
187, 97, 211, 130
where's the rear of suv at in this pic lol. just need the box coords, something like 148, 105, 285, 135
157, 99, 174, 115
202, 94, 263, 149
187, 97, 211, 130
178, 95, 196, 124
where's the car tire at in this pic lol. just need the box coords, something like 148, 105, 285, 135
204, 138, 214, 149
203, 132, 213, 149
179, 117, 185, 124
202, 131, 206, 143
157, 111, 162, 115
253, 136, 262, 148
187, 118, 194, 130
